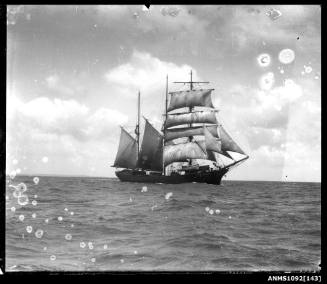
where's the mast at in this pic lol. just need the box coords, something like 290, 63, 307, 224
173, 70, 209, 166
137, 91, 141, 162
163, 75, 168, 175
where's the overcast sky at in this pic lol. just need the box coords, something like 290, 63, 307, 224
7, 5, 321, 181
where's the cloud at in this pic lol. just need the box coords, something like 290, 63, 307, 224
7, 95, 128, 142
104, 50, 195, 98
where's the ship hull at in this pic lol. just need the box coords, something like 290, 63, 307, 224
115, 168, 229, 185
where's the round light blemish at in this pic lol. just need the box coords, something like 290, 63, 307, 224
80, 242, 86, 248
18, 194, 29, 206
215, 209, 221, 214
33, 177, 39, 184
205, 207, 210, 212
91, 258, 96, 263
42, 156, 49, 163
19, 214, 25, 221
257, 53, 271, 67
104, 244, 108, 250
65, 234, 72, 241
35, 229, 44, 239
58, 216, 63, 221
26, 226, 33, 233
209, 209, 214, 215
70, 211, 74, 216
11, 206, 16, 212
32, 200, 37, 206
32, 213, 36, 218
141, 186, 148, 192
50, 255, 56, 261
278, 49, 295, 64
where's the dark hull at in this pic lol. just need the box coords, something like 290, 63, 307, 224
115, 168, 229, 185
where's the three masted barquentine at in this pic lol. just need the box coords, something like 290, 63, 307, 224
112, 71, 248, 185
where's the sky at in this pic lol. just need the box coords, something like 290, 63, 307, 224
6, 5, 321, 181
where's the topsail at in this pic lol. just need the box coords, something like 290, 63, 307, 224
113, 127, 138, 169
165, 110, 218, 128
167, 89, 214, 112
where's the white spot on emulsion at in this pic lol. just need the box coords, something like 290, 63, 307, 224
19, 214, 25, 221
104, 244, 108, 250
9, 170, 16, 179
26, 226, 33, 233
215, 209, 221, 214
58, 216, 63, 221
91, 258, 96, 263
32, 213, 36, 219
18, 194, 29, 206
259, 72, 275, 90
42, 157, 49, 163
209, 209, 214, 215
16, 168, 21, 174
12, 159, 18, 165
257, 53, 271, 67
50, 255, 56, 261
304, 65, 313, 73
33, 177, 39, 184
32, 200, 37, 206
11, 207, 16, 212
205, 207, 210, 212
141, 186, 148, 192
165, 192, 173, 200
278, 49, 295, 64
35, 229, 44, 239
65, 234, 72, 241
80, 242, 86, 248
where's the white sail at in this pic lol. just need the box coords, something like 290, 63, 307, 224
165, 111, 218, 128
113, 127, 138, 169
138, 119, 163, 171
220, 125, 246, 155
163, 142, 207, 165
167, 89, 214, 112
165, 125, 218, 142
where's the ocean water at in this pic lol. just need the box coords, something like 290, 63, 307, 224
5, 176, 321, 271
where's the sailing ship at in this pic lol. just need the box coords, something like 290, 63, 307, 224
112, 71, 248, 185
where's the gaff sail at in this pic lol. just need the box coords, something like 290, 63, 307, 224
113, 127, 138, 169
138, 118, 163, 171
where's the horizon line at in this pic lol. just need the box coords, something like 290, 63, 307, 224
6, 173, 321, 183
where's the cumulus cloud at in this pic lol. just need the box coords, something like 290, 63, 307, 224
6, 94, 129, 175
8, 95, 128, 141
104, 50, 195, 98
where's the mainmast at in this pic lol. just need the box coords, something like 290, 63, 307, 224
173, 70, 209, 165
136, 91, 141, 162
163, 75, 168, 175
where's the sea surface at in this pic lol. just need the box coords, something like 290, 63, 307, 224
5, 176, 321, 271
